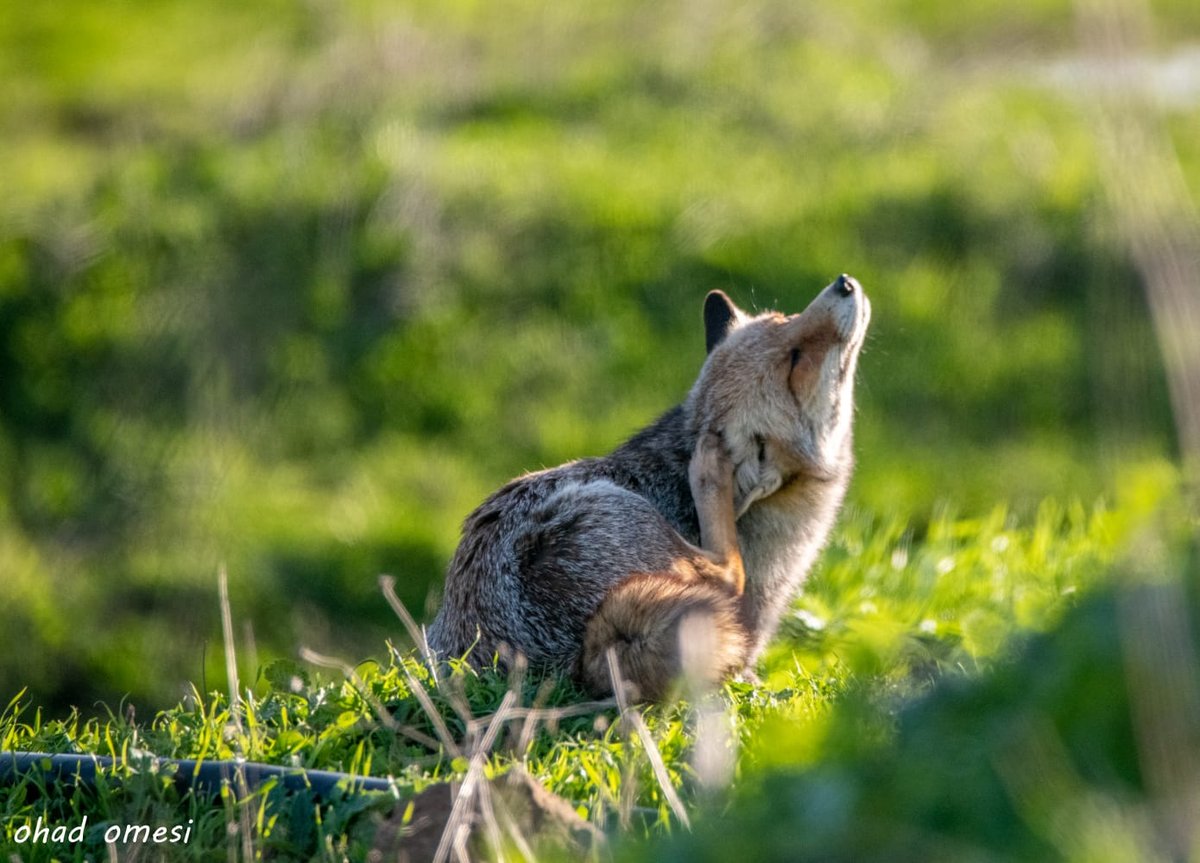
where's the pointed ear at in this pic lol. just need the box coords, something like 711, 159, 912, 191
704, 290, 745, 353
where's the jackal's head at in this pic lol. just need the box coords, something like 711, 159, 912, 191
687, 275, 870, 514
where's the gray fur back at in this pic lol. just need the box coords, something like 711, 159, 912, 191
427, 407, 702, 668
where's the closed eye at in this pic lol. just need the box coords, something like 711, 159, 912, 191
790, 347, 803, 369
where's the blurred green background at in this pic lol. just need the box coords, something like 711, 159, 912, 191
0, 0, 1193, 712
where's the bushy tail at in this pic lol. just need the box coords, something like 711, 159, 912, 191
580, 573, 747, 702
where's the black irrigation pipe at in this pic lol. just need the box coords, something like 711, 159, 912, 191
0, 751, 396, 801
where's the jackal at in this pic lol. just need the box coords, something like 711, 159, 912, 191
428, 276, 870, 699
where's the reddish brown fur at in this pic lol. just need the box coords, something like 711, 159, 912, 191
580, 571, 748, 701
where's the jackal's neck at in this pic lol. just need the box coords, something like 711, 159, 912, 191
605, 403, 700, 543
613, 403, 696, 462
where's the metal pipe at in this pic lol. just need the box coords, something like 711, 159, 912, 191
0, 751, 396, 800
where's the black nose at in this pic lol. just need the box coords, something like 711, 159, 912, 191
835, 273, 859, 295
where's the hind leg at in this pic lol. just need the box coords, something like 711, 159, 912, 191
577, 454, 751, 700
688, 429, 746, 595
580, 572, 746, 700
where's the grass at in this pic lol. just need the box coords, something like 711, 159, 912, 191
0, 489, 1151, 860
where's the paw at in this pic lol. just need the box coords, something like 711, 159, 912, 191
734, 460, 783, 517
732, 436, 783, 517
733, 666, 762, 686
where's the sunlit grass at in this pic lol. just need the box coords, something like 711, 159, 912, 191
0, 498, 1138, 858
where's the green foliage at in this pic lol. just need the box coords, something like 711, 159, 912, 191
0, 0, 1189, 711
1, 497, 1144, 859
639, 570, 1200, 863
